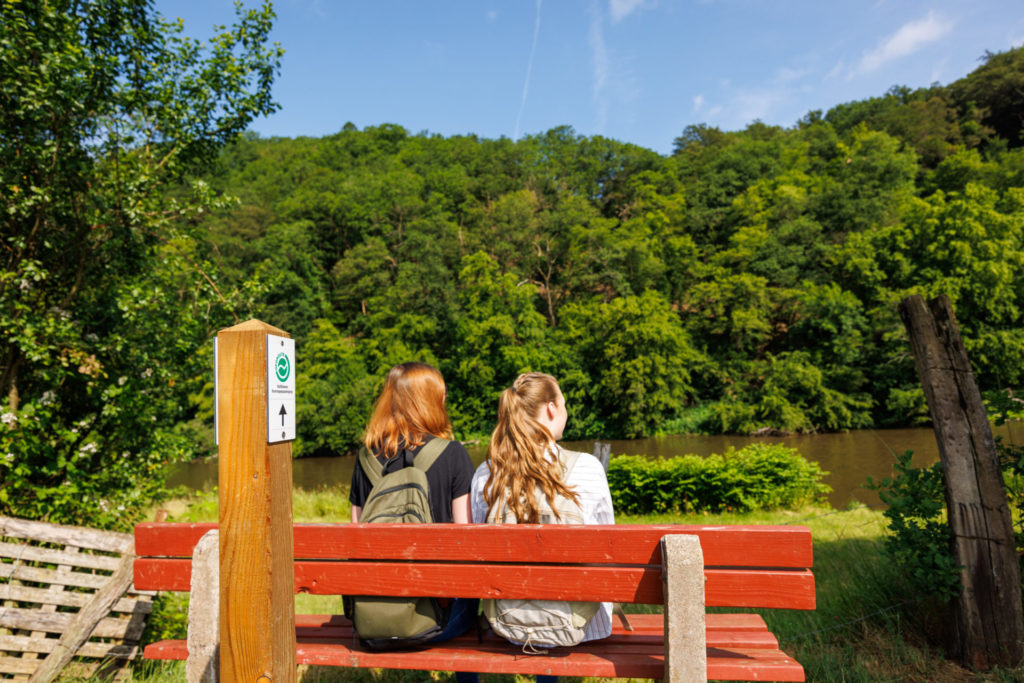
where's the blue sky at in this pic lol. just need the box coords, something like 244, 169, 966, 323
156, 0, 1024, 155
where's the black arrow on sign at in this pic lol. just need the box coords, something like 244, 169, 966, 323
279, 404, 287, 426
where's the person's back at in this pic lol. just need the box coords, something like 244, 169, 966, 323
470, 373, 615, 661
347, 362, 477, 655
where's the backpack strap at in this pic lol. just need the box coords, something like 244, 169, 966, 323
358, 446, 384, 488
411, 437, 449, 473
359, 437, 450, 484
556, 447, 580, 480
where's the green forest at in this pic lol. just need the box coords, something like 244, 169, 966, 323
196, 47, 1024, 455
3, 0, 1024, 523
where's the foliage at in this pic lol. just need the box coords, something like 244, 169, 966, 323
607, 443, 831, 514
0, 0, 282, 526
295, 319, 377, 457
866, 451, 962, 602
175, 46, 1024, 453
7, 15, 1024, 501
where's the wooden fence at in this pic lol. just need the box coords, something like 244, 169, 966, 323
0, 516, 152, 681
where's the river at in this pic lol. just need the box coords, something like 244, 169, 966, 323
168, 424, 1024, 509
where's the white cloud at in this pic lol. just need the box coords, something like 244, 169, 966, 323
856, 11, 954, 74
825, 60, 845, 80
487, 9, 498, 22
609, 0, 645, 23
775, 66, 810, 84
693, 94, 705, 111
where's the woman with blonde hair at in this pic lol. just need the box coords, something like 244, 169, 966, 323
349, 362, 477, 665
471, 372, 614, 681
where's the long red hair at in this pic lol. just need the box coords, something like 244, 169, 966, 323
363, 362, 453, 459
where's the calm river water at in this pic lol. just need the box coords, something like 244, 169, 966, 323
168, 424, 1024, 509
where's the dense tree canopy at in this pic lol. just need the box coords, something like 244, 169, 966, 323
182, 47, 1024, 455
1, 0, 282, 525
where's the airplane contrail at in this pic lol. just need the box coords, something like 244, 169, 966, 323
514, 0, 542, 140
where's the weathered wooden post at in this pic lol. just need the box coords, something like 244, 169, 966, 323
898, 294, 1024, 669
593, 442, 611, 472
215, 320, 297, 681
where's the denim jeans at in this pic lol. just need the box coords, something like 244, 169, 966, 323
429, 598, 481, 683
430, 597, 479, 644
430, 600, 558, 683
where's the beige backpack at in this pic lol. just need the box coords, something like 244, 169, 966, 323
482, 448, 600, 650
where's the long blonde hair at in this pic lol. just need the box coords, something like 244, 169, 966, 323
363, 362, 453, 459
483, 373, 580, 523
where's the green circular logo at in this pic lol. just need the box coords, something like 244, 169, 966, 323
275, 352, 290, 382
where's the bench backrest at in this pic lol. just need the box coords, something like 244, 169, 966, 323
134, 523, 814, 610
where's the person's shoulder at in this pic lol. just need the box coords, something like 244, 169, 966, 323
439, 437, 471, 458
561, 448, 606, 478
472, 459, 491, 479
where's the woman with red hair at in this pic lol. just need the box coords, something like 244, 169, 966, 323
348, 362, 477, 672
350, 361, 473, 524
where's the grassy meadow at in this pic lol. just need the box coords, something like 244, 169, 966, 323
119, 487, 1023, 683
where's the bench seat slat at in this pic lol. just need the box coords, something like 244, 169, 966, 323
134, 523, 813, 568
143, 638, 804, 681
134, 558, 814, 609
291, 613, 781, 649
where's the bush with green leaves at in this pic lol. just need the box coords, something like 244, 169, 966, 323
866, 451, 963, 602
868, 391, 1024, 604
607, 443, 831, 514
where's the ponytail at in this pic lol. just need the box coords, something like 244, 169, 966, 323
483, 373, 580, 523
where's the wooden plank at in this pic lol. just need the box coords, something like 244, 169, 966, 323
135, 522, 814, 568
147, 613, 781, 661
0, 563, 111, 590
900, 294, 1024, 668
0, 656, 40, 676
0, 636, 139, 659
0, 585, 151, 613
29, 552, 136, 682
0, 608, 144, 640
289, 611, 779, 649
215, 319, 296, 683
19, 544, 77, 675
134, 558, 814, 609
144, 636, 803, 681
0, 541, 121, 571
0, 517, 132, 554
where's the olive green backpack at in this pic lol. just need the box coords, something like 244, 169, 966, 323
345, 438, 450, 650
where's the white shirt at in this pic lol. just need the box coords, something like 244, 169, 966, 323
470, 445, 615, 641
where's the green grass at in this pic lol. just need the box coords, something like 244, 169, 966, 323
123, 489, 1020, 683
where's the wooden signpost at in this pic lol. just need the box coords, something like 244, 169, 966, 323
215, 320, 297, 682
899, 294, 1024, 669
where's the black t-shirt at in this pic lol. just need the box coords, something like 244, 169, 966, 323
349, 438, 474, 523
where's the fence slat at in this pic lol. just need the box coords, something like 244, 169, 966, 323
0, 541, 121, 571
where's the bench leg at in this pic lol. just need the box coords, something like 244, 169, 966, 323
662, 534, 706, 682
187, 530, 220, 683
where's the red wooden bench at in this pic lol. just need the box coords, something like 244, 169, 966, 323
134, 522, 814, 681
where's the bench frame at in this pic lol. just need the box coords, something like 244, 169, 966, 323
134, 521, 814, 681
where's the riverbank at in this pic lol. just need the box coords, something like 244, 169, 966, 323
168, 422, 1024, 510
131, 488, 1017, 682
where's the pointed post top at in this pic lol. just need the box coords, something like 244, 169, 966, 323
219, 318, 289, 337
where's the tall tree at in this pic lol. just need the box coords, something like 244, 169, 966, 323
0, 0, 282, 526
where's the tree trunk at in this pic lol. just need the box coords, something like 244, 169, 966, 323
898, 294, 1024, 669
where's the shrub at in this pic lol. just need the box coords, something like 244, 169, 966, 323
866, 451, 961, 602
607, 443, 830, 514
